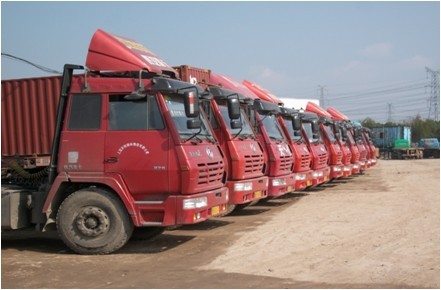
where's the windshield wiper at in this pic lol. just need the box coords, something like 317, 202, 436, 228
183, 129, 203, 143
269, 136, 283, 144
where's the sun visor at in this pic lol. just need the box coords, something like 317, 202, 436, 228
242, 80, 284, 106
327, 107, 350, 121
306, 102, 333, 119
86, 29, 177, 78
210, 73, 259, 100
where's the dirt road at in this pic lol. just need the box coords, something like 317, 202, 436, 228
2, 159, 439, 288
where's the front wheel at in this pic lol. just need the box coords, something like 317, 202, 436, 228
56, 187, 133, 255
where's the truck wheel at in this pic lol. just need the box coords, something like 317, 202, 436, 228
56, 187, 133, 255
131, 227, 164, 240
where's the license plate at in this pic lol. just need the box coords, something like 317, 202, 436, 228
254, 191, 262, 199
211, 206, 220, 216
287, 186, 293, 192
307, 180, 312, 186
324, 176, 328, 181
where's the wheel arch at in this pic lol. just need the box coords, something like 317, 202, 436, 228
43, 173, 140, 229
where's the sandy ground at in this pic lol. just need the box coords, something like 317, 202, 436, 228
1, 159, 439, 288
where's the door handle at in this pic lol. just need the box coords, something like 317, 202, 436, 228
104, 157, 119, 163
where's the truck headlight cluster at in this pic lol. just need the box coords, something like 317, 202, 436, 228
234, 182, 253, 192
272, 178, 287, 186
183, 197, 208, 210
295, 173, 306, 181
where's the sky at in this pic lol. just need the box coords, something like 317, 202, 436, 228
1, 1, 440, 123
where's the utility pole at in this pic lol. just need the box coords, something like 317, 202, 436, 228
387, 103, 393, 123
318, 85, 327, 107
426, 67, 440, 121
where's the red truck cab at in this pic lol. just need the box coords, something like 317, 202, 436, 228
306, 102, 343, 179
174, 65, 269, 214
241, 80, 313, 190
299, 111, 331, 185
6, 29, 230, 254
333, 121, 353, 177
327, 107, 362, 174
362, 127, 377, 167
210, 74, 296, 197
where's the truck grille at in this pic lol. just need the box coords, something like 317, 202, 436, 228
279, 155, 293, 173
344, 152, 352, 165
336, 151, 343, 164
318, 152, 327, 166
244, 154, 265, 175
300, 153, 311, 169
197, 160, 224, 185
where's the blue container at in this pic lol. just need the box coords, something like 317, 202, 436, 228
372, 126, 411, 149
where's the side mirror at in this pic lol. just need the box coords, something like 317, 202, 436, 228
227, 96, 241, 120
230, 119, 242, 129
184, 91, 199, 118
312, 120, 320, 134
341, 127, 347, 142
292, 115, 302, 131
187, 119, 201, 129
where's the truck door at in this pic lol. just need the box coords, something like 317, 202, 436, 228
104, 94, 170, 199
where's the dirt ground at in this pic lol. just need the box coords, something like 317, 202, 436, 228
2, 159, 439, 289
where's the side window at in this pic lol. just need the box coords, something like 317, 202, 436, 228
68, 94, 102, 130
108, 94, 164, 130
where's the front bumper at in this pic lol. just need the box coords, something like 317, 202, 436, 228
226, 176, 269, 205
267, 173, 296, 197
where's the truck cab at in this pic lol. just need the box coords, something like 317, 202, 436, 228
300, 112, 331, 185
306, 102, 343, 180
327, 107, 361, 174
2, 29, 229, 255
174, 65, 268, 214
210, 74, 296, 198
242, 80, 313, 190
333, 121, 353, 177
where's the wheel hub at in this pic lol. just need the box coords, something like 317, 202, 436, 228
75, 207, 110, 237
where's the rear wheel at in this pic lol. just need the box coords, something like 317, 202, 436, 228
56, 187, 133, 255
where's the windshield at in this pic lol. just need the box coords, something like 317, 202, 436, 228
324, 124, 337, 143
164, 94, 214, 142
258, 113, 284, 141
303, 122, 319, 143
283, 116, 301, 142
218, 105, 255, 138
347, 131, 355, 145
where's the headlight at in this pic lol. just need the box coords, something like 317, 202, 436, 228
183, 197, 207, 210
317, 171, 324, 177
234, 182, 253, 192
312, 172, 319, 178
333, 166, 342, 172
360, 161, 365, 166
353, 164, 359, 169
296, 174, 306, 181
344, 166, 351, 171
272, 178, 287, 186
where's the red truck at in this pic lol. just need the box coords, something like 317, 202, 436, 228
208, 74, 296, 198
1, 29, 229, 254
305, 102, 344, 179
241, 81, 313, 190
174, 65, 268, 214
327, 107, 366, 173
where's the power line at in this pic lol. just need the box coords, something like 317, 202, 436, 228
426, 67, 440, 121
1, 53, 62, 74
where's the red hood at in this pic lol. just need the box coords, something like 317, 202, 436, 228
242, 80, 283, 105
209, 73, 259, 99
306, 102, 333, 118
327, 107, 350, 121
86, 29, 177, 78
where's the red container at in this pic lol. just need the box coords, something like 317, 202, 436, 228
175, 65, 211, 87
1, 76, 62, 157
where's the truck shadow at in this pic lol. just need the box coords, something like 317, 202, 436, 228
173, 219, 232, 231
1, 228, 196, 255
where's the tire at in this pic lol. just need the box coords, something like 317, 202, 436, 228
56, 187, 134, 255
131, 227, 164, 240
